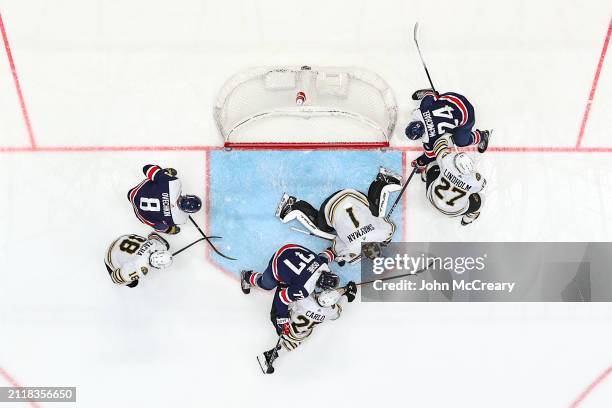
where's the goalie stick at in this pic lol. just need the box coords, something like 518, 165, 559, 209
335, 259, 434, 295
386, 166, 418, 217
356, 258, 434, 287
188, 215, 237, 260
290, 227, 334, 241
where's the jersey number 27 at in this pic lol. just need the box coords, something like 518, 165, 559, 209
434, 177, 467, 206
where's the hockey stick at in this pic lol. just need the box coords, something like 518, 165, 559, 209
290, 227, 334, 241
413, 22, 437, 94
356, 259, 434, 287
171, 236, 220, 257
386, 166, 417, 217
257, 335, 283, 374
188, 215, 237, 260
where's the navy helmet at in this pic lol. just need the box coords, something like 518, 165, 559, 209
405, 121, 425, 140
178, 195, 202, 213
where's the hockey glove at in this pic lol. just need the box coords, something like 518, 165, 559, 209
165, 225, 180, 235
164, 168, 178, 177
344, 281, 357, 302
275, 318, 291, 336
411, 156, 429, 174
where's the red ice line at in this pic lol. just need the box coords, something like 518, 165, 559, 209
1, 9, 612, 408
0, 12, 36, 149
569, 365, 612, 407
576, 16, 612, 149
0, 366, 41, 408
3, 145, 612, 153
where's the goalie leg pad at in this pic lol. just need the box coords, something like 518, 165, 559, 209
368, 177, 401, 216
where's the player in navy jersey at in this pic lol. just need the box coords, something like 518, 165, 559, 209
405, 89, 492, 172
239, 244, 341, 336
127, 164, 202, 234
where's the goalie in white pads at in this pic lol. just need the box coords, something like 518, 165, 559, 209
423, 136, 486, 225
257, 282, 357, 374
105, 232, 173, 288
276, 167, 402, 264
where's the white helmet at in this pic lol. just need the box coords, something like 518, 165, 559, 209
454, 152, 474, 175
149, 250, 173, 269
317, 289, 342, 307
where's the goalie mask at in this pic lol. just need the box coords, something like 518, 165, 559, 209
316, 289, 342, 308
149, 250, 173, 269
362, 242, 383, 260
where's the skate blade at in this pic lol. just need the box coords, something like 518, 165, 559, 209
257, 355, 274, 374
275, 193, 289, 218
379, 167, 402, 183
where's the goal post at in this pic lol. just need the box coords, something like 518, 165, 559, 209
214, 66, 398, 149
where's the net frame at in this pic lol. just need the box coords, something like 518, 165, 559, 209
214, 66, 398, 149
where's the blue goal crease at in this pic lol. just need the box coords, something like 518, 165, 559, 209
209, 150, 404, 284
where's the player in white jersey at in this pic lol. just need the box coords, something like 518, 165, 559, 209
104, 232, 173, 288
423, 136, 486, 225
257, 282, 357, 374
275, 167, 402, 264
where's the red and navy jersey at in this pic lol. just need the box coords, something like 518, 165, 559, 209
127, 165, 185, 231
265, 244, 332, 305
417, 91, 481, 163
419, 91, 475, 141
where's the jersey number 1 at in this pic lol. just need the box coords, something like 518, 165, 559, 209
345, 207, 360, 228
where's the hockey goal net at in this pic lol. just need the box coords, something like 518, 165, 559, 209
214, 66, 397, 149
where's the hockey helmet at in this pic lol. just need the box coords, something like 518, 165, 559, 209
178, 195, 202, 213
362, 242, 383, 260
405, 121, 425, 140
317, 270, 340, 290
149, 250, 173, 269
454, 153, 474, 175
317, 289, 342, 307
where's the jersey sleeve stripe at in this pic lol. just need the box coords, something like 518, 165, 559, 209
146, 166, 162, 180
439, 95, 468, 127
249, 272, 259, 286
472, 130, 481, 144
279, 288, 291, 305
272, 244, 303, 282
320, 249, 335, 262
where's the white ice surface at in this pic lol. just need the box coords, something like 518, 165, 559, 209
0, 1, 611, 407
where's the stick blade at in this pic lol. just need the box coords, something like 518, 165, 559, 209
257, 355, 274, 374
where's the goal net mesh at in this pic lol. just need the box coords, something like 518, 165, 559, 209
214, 66, 397, 148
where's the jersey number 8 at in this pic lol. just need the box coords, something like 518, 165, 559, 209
139, 197, 161, 212
119, 235, 147, 254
